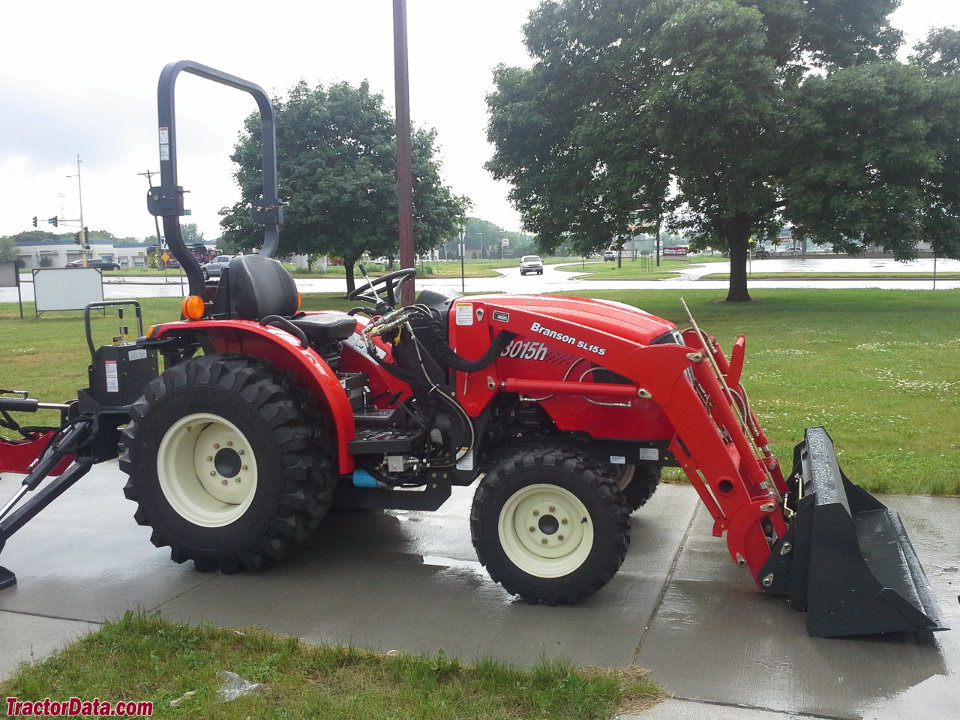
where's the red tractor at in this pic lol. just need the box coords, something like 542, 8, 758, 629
0, 62, 945, 638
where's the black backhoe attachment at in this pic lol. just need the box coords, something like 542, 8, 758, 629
0, 302, 159, 589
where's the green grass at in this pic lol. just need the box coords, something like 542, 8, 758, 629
0, 613, 662, 720
556, 255, 726, 280
568, 288, 960, 496
2, 288, 958, 495
702, 272, 960, 280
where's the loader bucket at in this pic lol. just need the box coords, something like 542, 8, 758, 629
762, 427, 945, 638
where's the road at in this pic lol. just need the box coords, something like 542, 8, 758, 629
4, 256, 960, 305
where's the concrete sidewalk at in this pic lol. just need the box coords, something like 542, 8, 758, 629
1, 461, 957, 719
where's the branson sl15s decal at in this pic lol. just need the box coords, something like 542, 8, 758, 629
529, 321, 607, 355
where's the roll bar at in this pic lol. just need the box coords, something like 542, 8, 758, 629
147, 60, 282, 297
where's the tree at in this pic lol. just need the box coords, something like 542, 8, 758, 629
0, 236, 17, 262
487, 0, 958, 301
221, 80, 467, 292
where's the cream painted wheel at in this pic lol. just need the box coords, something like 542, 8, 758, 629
471, 447, 630, 604
498, 484, 594, 578
157, 413, 258, 528
121, 354, 334, 573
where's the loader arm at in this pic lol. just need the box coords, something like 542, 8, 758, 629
444, 297, 788, 585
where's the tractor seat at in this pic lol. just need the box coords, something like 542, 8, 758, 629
224, 255, 357, 344
291, 313, 357, 343
227, 255, 299, 319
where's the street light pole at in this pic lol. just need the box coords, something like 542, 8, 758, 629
66, 154, 86, 266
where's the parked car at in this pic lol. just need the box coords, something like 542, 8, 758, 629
519, 255, 544, 275
201, 255, 233, 280
603, 249, 617, 261
66, 258, 120, 271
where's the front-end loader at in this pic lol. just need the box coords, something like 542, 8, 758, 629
0, 62, 946, 638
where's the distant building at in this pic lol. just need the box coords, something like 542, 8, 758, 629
14, 240, 153, 269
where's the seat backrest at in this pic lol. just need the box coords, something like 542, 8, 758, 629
227, 255, 299, 320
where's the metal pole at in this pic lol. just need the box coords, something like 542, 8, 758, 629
460, 226, 465, 293
393, 0, 415, 305
67, 154, 86, 266
655, 218, 661, 267
138, 170, 164, 258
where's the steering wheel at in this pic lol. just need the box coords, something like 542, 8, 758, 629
347, 267, 417, 311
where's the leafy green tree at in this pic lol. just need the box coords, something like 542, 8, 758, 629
0, 236, 17, 262
487, 0, 958, 301
221, 80, 467, 292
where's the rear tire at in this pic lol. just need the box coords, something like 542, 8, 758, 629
121, 354, 334, 573
470, 446, 630, 604
611, 464, 660, 511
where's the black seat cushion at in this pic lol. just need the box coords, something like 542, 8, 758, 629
228, 255, 299, 320
291, 314, 358, 343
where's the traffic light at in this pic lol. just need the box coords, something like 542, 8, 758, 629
74, 232, 81, 244
32, 216, 37, 227
83, 226, 90, 250
48, 216, 58, 227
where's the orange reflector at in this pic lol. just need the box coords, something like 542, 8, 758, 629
145, 324, 158, 339
297, 292, 302, 310
181, 295, 206, 320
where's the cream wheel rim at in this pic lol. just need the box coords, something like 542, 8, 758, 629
157, 413, 258, 527
497, 484, 593, 578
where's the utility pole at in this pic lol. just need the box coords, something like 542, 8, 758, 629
138, 170, 164, 254
393, 0, 415, 305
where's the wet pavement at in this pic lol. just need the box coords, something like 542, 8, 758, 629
0, 460, 957, 719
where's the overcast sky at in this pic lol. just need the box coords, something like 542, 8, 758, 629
0, 0, 956, 243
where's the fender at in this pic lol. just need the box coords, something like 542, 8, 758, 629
147, 319, 357, 473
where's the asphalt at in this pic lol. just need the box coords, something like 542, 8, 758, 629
0, 460, 957, 719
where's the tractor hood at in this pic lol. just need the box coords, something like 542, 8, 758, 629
469, 294, 677, 347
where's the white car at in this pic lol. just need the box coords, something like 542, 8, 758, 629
201, 255, 233, 280
519, 255, 544, 275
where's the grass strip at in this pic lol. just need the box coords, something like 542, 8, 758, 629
701, 272, 960, 280
0, 613, 663, 720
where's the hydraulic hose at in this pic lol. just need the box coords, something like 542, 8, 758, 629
425, 325, 516, 373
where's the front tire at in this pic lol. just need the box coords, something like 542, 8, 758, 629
470, 447, 630, 604
121, 354, 334, 573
